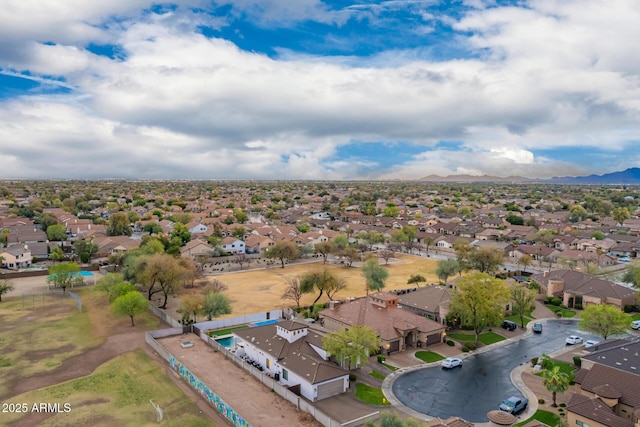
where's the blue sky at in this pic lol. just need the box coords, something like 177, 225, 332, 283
1, 0, 640, 180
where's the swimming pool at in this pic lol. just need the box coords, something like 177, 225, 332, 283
251, 319, 279, 327
215, 336, 235, 349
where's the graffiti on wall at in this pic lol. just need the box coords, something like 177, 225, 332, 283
169, 355, 251, 427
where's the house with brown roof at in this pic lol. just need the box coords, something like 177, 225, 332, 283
318, 292, 446, 353
395, 285, 451, 324
530, 270, 636, 310
568, 338, 640, 427
1, 244, 33, 269
179, 238, 212, 260
233, 320, 349, 401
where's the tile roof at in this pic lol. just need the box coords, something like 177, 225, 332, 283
234, 321, 347, 384
567, 394, 634, 427
530, 270, 636, 301
578, 363, 640, 408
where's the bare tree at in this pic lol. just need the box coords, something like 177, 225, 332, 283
205, 278, 228, 294
378, 250, 394, 265
234, 253, 250, 271
282, 276, 306, 308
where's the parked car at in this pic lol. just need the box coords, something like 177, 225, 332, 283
631, 320, 640, 330
502, 320, 517, 331
584, 340, 599, 348
441, 357, 463, 369
618, 256, 631, 263
566, 335, 583, 345
499, 396, 528, 414
532, 322, 543, 334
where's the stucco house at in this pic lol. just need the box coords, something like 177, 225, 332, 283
221, 237, 245, 254
396, 285, 452, 324
318, 292, 446, 353
568, 338, 640, 427
179, 238, 213, 260
0, 244, 33, 270
233, 320, 349, 402
530, 270, 636, 310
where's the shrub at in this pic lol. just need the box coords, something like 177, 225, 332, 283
530, 357, 539, 367
559, 403, 566, 408
573, 356, 582, 367
574, 303, 583, 310
446, 340, 455, 347
538, 398, 545, 404
349, 373, 356, 381
462, 347, 469, 353
463, 342, 478, 352
624, 305, 634, 313
550, 297, 562, 306
377, 355, 386, 363
544, 296, 554, 304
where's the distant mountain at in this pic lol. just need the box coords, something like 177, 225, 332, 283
418, 168, 640, 184
549, 167, 640, 184
418, 174, 535, 183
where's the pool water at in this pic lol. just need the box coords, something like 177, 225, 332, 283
252, 319, 279, 327
215, 336, 235, 348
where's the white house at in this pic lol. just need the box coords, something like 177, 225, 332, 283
221, 237, 245, 254
233, 320, 349, 401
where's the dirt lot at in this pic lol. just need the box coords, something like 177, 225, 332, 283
158, 334, 324, 427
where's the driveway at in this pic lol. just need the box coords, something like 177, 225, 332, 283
387, 319, 602, 423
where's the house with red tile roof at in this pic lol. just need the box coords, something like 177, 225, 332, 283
318, 292, 446, 354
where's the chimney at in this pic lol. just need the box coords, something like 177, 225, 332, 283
543, 270, 549, 277
329, 300, 340, 310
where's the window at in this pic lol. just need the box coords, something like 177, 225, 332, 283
576, 421, 589, 427
282, 369, 288, 380
266, 359, 270, 369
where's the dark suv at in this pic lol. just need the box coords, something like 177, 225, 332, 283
502, 320, 517, 331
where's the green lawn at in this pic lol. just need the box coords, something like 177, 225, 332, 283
535, 359, 577, 378
514, 410, 561, 427
415, 351, 445, 363
208, 325, 249, 336
504, 314, 534, 326
545, 305, 576, 318
631, 313, 640, 321
369, 370, 386, 380
382, 362, 398, 371
448, 331, 506, 345
355, 383, 391, 405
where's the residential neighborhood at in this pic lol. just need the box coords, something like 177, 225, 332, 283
1, 179, 640, 427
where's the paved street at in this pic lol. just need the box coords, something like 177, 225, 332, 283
389, 319, 602, 423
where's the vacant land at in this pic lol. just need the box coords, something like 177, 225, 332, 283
195, 254, 440, 318
0, 289, 216, 427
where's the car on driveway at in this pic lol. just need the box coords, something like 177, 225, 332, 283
499, 396, 528, 414
441, 357, 463, 369
532, 322, 543, 334
584, 340, 599, 348
566, 335, 583, 345
631, 320, 640, 330
502, 320, 517, 331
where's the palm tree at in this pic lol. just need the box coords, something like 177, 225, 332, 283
542, 365, 571, 407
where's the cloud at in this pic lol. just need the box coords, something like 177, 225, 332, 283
1, 1, 640, 179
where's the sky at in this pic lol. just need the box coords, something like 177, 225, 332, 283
1, 0, 640, 180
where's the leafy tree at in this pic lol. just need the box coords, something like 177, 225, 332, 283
542, 365, 571, 407
339, 246, 359, 267
169, 222, 191, 246
143, 223, 162, 235
407, 274, 426, 287
422, 236, 435, 255
325, 274, 347, 301
612, 206, 630, 226
49, 247, 65, 263
361, 258, 388, 294
47, 263, 82, 293
233, 208, 248, 223
73, 239, 98, 263
578, 304, 632, 340
454, 242, 473, 272
203, 291, 232, 320
314, 241, 333, 263
469, 247, 504, 274
136, 253, 187, 308
231, 226, 246, 240
265, 241, 299, 268
108, 282, 138, 303
178, 293, 204, 324
111, 291, 150, 326
510, 285, 536, 328
402, 226, 418, 252
590, 230, 605, 240
331, 234, 349, 251
449, 272, 510, 344
46, 224, 67, 241
382, 205, 399, 218
518, 254, 533, 273
282, 276, 306, 308
505, 214, 524, 225
322, 325, 381, 370
436, 259, 460, 285
96, 272, 125, 299
107, 212, 132, 236
0, 279, 15, 302
568, 205, 588, 223
300, 268, 340, 306
622, 265, 640, 288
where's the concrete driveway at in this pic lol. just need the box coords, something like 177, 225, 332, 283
385, 319, 603, 423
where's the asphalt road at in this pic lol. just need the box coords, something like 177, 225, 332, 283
391, 319, 602, 422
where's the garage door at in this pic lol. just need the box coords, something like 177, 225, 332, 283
316, 379, 344, 400
426, 333, 441, 346
388, 340, 400, 352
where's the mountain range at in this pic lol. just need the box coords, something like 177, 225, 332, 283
418, 168, 640, 184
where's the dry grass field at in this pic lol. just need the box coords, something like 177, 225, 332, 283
195, 254, 440, 317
